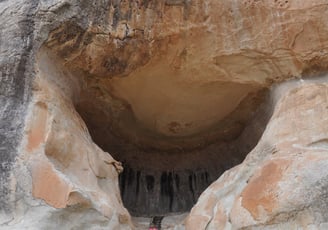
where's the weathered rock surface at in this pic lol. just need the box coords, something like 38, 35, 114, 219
46, 0, 328, 151
185, 80, 328, 229
2, 0, 328, 229
1, 46, 132, 229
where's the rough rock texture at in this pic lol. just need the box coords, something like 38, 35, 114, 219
40, 0, 328, 216
47, 0, 328, 150
1, 46, 132, 229
185, 80, 328, 229
0, 1, 134, 229
0, 0, 39, 222
2, 0, 328, 229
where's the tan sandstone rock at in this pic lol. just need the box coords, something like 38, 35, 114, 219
11, 48, 133, 229
44, 0, 328, 152
2, 0, 328, 229
185, 82, 328, 229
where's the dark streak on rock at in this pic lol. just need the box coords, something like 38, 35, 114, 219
0, 0, 40, 212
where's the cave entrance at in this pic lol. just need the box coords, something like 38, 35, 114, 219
41, 21, 272, 217
39, 45, 271, 217
38, 46, 271, 217
74, 85, 271, 217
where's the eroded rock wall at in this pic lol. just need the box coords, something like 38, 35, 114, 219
185, 79, 328, 229
2, 0, 328, 229
0, 47, 132, 229
1, 0, 134, 229
44, 0, 328, 152
0, 0, 39, 221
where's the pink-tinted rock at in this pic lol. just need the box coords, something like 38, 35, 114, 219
3, 0, 328, 229
186, 83, 328, 229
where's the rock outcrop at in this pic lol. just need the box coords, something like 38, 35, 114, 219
185, 79, 328, 229
1, 0, 328, 229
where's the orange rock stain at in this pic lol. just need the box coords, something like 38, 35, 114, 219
31, 162, 71, 208
241, 159, 290, 219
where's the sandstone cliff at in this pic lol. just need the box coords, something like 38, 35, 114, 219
1, 0, 328, 229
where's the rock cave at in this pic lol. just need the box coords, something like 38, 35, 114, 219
3, 1, 328, 229
38, 32, 272, 216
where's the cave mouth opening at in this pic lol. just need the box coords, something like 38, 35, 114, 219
39, 20, 273, 216
73, 85, 272, 217
37, 46, 272, 217
37, 44, 272, 217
